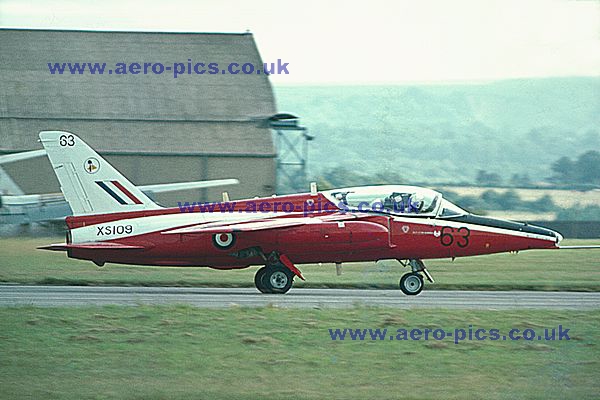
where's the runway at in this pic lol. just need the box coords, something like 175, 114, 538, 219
1, 285, 599, 309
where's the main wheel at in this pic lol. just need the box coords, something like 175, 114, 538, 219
254, 267, 270, 293
262, 267, 294, 294
399, 272, 424, 296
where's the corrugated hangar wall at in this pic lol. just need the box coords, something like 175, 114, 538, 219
0, 29, 277, 206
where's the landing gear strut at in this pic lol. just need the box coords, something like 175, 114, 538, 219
253, 251, 304, 294
398, 259, 434, 296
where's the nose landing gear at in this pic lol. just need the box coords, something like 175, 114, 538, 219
398, 259, 433, 296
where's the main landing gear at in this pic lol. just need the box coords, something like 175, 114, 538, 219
398, 259, 434, 296
254, 252, 304, 294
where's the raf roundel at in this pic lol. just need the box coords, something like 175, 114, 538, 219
212, 233, 235, 249
84, 157, 100, 174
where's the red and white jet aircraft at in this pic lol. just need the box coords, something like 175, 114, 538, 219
40, 131, 580, 295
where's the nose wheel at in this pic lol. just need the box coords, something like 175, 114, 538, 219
398, 259, 434, 296
399, 272, 424, 295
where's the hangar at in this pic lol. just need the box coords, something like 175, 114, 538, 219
0, 28, 278, 206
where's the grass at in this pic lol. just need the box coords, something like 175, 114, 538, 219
0, 237, 599, 291
0, 306, 598, 399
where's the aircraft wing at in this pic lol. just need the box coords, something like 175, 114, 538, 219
165, 218, 308, 234
2, 180, 239, 207
1, 193, 65, 206
138, 179, 239, 193
163, 213, 357, 235
0, 149, 46, 164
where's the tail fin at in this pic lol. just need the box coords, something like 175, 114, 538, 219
39, 131, 161, 215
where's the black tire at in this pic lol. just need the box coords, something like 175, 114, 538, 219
399, 272, 424, 296
262, 267, 294, 294
254, 267, 270, 293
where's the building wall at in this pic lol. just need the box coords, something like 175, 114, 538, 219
0, 29, 278, 205
0, 30, 276, 125
0, 119, 275, 157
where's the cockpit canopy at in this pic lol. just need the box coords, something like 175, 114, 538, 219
322, 185, 467, 218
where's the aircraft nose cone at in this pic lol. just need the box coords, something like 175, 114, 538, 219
549, 229, 563, 245
443, 214, 563, 245
527, 223, 563, 244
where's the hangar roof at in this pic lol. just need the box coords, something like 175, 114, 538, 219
0, 29, 277, 155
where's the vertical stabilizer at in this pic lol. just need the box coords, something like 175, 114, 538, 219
39, 131, 161, 215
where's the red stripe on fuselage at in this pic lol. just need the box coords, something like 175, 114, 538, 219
111, 181, 143, 205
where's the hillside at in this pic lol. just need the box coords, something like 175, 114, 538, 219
274, 77, 600, 184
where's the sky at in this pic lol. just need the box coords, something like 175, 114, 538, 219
1, 0, 598, 84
